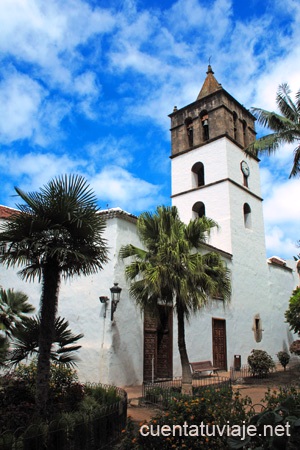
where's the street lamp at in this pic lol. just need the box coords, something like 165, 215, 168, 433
110, 282, 122, 321
99, 282, 122, 321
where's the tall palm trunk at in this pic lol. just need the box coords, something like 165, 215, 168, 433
36, 260, 60, 416
177, 300, 192, 394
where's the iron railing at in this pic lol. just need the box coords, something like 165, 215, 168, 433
143, 376, 231, 407
230, 364, 276, 381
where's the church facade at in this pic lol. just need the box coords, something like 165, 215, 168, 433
0, 67, 298, 385
169, 66, 297, 377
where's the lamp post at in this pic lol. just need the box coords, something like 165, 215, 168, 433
99, 282, 122, 321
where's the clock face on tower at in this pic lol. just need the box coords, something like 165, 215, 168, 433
241, 160, 250, 177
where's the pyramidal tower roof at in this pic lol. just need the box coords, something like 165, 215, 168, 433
197, 65, 222, 100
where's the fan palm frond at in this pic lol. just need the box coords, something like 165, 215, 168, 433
248, 84, 300, 178
0, 174, 108, 414
8, 315, 83, 366
0, 288, 35, 337
120, 205, 231, 387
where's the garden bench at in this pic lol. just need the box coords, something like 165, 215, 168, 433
190, 360, 219, 376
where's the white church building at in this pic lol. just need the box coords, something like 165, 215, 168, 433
0, 67, 298, 385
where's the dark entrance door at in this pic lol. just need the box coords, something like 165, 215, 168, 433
143, 306, 173, 382
212, 318, 227, 370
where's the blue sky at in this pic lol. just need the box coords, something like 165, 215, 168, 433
0, 0, 299, 259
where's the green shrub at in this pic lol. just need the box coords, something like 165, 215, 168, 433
0, 373, 35, 431
13, 359, 78, 387
121, 386, 252, 449
11, 360, 83, 413
13, 360, 38, 384
228, 386, 300, 449
277, 351, 290, 370
79, 395, 100, 413
84, 384, 120, 406
0, 361, 83, 430
0, 360, 123, 445
50, 363, 78, 388
262, 385, 300, 409
247, 349, 275, 377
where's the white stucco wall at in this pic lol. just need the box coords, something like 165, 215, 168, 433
172, 257, 298, 376
266, 260, 298, 354
0, 213, 144, 386
172, 138, 264, 255
171, 135, 298, 374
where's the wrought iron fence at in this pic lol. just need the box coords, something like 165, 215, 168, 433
0, 384, 127, 450
230, 364, 277, 381
143, 376, 231, 407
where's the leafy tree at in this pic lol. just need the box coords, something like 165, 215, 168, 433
120, 205, 231, 392
9, 315, 83, 367
248, 83, 300, 178
285, 287, 300, 335
0, 174, 108, 415
277, 351, 290, 371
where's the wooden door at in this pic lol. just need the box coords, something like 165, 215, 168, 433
143, 306, 173, 381
212, 318, 227, 370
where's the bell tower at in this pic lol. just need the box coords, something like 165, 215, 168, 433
170, 65, 266, 260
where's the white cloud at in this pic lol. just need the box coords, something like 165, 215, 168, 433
0, 67, 73, 146
90, 165, 166, 212
0, 70, 44, 143
85, 136, 135, 168
0, 152, 86, 199
265, 226, 298, 258
168, 0, 232, 40
252, 46, 300, 112
0, 0, 116, 90
0, 150, 167, 215
263, 178, 300, 224
74, 72, 99, 97
261, 173, 300, 258
0, 0, 115, 137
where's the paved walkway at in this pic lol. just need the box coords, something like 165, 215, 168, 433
123, 385, 159, 424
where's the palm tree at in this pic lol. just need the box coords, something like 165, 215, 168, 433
0, 335, 9, 367
8, 315, 83, 366
0, 174, 108, 415
0, 288, 34, 366
0, 288, 35, 337
248, 83, 300, 178
120, 205, 231, 392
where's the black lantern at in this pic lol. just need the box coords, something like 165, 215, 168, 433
110, 282, 122, 321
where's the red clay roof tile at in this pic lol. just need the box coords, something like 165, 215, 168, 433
0, 205, 18, 219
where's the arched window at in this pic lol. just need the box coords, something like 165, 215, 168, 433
191, 162, 205, 187
192, 201, 205, 218
233, 111, 237, 141
185, 117, 193, 147
200, 110, 209, 141
243, 203, 251, 229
